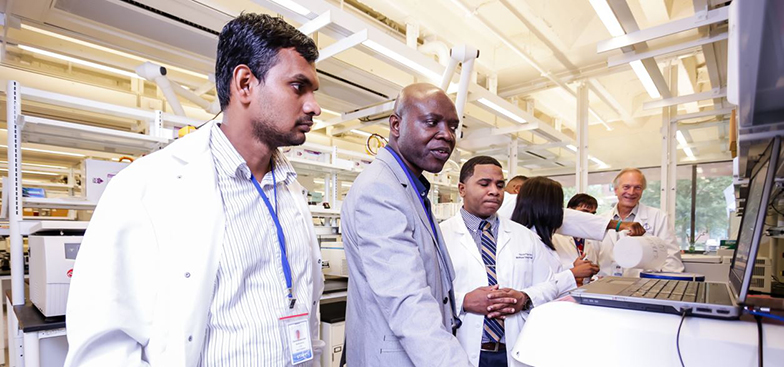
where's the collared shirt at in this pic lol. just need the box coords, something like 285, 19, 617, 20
612, 204, 640, 222
199, 123, 313, 367
460, 208, 500, 252
459, 207, 502, 343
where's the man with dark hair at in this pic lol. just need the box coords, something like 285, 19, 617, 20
441, 156, 556, 367
566, 193, 598, 214
66, 14, 324, 366
552, 193, 602, 284
342, 83, 472, 367
496, 175, 526, 218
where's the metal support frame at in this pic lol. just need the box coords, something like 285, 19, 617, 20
313, 100, 396, 131
670, 107, 734, 123
607, 31, 728, 68
597, 6, 729, 53
316, 29, 368, 63
508, 139, 519, 178
661, 65, 678, 219
6, 80, 24, 306
298, 11, 332, 35
576, 83, 589, 193
643, 88, 727, 110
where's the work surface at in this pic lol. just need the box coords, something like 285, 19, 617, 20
512, 299, 784, 367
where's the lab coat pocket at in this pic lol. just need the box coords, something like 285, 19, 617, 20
512, 252, 534, 283
380, 334, 404, 353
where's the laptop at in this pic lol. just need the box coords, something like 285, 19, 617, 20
572, 137, 781, 319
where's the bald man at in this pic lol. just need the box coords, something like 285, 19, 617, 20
341, 83, 472, 366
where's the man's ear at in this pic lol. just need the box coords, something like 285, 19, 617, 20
389, 113, 402, 140
458, 182, 466, 198
232, 65, 256, 105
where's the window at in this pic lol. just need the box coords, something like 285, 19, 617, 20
551, 161, 733, 250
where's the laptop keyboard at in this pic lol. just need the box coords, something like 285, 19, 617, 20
617, 279, 706, 303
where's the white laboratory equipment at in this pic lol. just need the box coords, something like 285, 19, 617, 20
28, 221, 88, 317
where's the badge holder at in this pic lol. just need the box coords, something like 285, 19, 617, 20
279, 306, 313, 365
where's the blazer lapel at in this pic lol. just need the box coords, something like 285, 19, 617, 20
375, 149, 436, 242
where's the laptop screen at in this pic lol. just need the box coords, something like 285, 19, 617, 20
730, 137, 780, 302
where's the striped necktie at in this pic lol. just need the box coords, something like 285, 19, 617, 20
480, 220, 504, 343
574, 237, 585, 256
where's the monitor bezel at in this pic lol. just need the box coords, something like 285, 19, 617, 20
729, 137, 780, 303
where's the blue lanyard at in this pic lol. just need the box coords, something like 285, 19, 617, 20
385, 146, 439, 245
250, 166, 296, 309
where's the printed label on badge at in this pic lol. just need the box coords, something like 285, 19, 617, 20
279, 312, 313, 365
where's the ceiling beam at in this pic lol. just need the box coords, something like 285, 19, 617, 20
671, 107, 734, 123
313, 100, 395, 131
643, 88, 726, 110
607, 30, 728, 68
597, 6, 729, 53
607, 0, 672, 99
678, 119, 728, 131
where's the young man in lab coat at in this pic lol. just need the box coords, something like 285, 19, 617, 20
65, 14, 325, 366
496, 175, 527, 219
441, 156, 558, 367
598, 168, 685, 275
552, 194, 602, 285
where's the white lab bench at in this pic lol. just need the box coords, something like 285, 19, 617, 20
512, 299, 784, 367
5, 290, 67, 367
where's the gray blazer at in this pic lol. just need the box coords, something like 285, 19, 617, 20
341, 148, 472, 367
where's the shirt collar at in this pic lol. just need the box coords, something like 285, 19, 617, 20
211, 123, 297, 186
613, 203, 640, 221
385, 146, 430, 198
460, 207, 498, 232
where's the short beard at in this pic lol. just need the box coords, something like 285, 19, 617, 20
251, 116, 307, 149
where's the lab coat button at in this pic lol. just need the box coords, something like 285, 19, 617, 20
188, 335, 193, 342
443, 297, 448, 304
185, 272, 191, 278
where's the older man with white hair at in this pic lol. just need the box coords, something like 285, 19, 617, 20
597, 168, 685, 276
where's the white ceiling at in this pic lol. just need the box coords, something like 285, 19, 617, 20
1, 0, 733, 176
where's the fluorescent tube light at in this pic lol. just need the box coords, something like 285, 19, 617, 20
272, 0, 311, 16
19, 45, 140, 79
22, 24, 209, 79
630, 60, 661, 99
477, 98, 526, 124
320, 108, 340, 116
676, 131, 696, 160
589, 156, 609, 168
362, 40, 442, 81
0, 168, 60, 176
1, 145, 87, 158
351, 130, 372, 138
1, 161, 68, 169
589, 0, 625, 37
589, 1, 660, 99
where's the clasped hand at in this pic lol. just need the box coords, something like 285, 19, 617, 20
463, 285, 528, 319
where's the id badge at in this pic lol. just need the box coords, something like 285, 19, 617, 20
279, 307, 313, 365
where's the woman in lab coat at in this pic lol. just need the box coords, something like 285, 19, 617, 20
511, 177, 599, 296
552, 194, 602, 284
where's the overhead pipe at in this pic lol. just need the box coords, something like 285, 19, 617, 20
439, 45, 479, 143
418, 40, 451, 67
135, 62, 185, 116
137, 62, 220, 115
170, 79, 221, 114
451, 0, 614, 130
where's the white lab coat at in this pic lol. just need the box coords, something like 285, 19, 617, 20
497, 192, 610, 242
597, 203, 685, 276
64, 122, 325, 367
441, 214, 558, 367
552, 234, 600, 269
